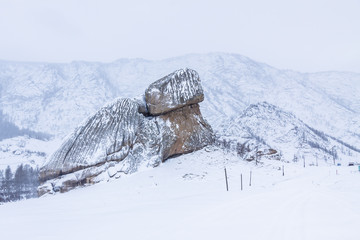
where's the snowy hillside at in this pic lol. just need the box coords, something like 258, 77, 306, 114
1, 53, 359, 148
220, 102, 360, 164
1, 148, 360, 240
0, 136, 60, 171
0, 110, 50, 141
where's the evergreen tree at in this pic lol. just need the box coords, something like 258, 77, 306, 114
0, 164, 40, 202
236, 142, 246, 157
14, 164, 24, 189
14, 164, 25, 200
0, 169, 4, 202
3, 166, 13, 201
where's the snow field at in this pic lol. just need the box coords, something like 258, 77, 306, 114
1, 149, 359, 240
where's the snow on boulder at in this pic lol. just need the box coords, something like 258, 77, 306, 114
145, 68, 204, 115
40, 98, 142, 182
39, 69, 213, 195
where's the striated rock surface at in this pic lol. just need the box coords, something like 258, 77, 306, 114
39, 68, 213, 195
145, 68, 204, 115
40, 98, 142, 182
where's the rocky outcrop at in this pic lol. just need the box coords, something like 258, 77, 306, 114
39, 68, 213, 195
158, 104, 213, 160
145, 69, 204, 115
39, 98, 142, 182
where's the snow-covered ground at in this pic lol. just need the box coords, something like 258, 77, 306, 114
0, 136, 61, 171
1, 148, 359, 240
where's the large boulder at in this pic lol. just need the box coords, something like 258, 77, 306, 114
39, 69, 213, 195
157, 103, 213, 160
145, 68, 204, 115
40, 98, 142, 182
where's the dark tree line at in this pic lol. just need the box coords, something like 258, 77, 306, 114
305, 124, 360, 155
330, 136, 360, 154
0, 164, 39, 202
305, 125, 328, 141
306, 141, 338, 160
0, 110, 51, 141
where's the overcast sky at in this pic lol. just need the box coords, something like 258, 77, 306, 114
0, 0, 359, 72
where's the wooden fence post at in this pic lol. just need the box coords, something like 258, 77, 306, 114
241, 173, 243, 191
249, 171, 252, 186
224, 168, 229, 191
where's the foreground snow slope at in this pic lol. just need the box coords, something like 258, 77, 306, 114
1, 149, 359, 240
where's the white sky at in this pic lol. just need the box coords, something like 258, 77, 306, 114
0, 0, 359, 72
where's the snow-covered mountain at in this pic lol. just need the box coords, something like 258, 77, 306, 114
0, 110, 50, 141
0, 52, 359, 175
220, 102, 360, 165
1, 53, 359, 148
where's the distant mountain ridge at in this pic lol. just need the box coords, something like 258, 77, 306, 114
0, 110, 50, 141
220, 102, 359, 164
0, 53, 359, 148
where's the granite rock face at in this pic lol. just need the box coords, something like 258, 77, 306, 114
158, 103, 213, 160
40, 98, 142, 182
145, 69, 204, 115
39, 68, 213, 195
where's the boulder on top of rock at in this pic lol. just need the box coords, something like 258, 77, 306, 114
145, 68, 204, 115
39, 68, 213, 195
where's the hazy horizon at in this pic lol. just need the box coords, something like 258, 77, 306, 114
1, 0, 359, 73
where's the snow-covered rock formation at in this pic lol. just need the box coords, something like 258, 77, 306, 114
39, 69, 214, 195
145, 69, 204, 115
